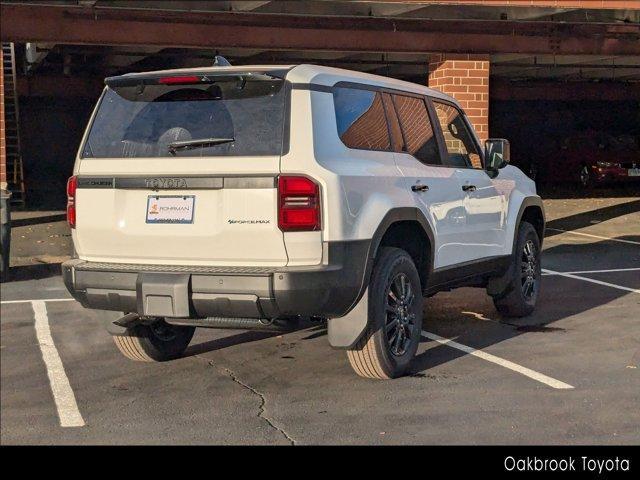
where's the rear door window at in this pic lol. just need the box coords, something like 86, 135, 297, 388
82, 75, 286, 158
333, 87, 391, 151
433, 102, 483, 169
391, 94, 441, 165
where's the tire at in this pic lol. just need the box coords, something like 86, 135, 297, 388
112, 319, 195, 362
492, 222, 541, 317
347, 247, 423, 379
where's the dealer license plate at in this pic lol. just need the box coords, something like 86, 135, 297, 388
146, 195, 195, 224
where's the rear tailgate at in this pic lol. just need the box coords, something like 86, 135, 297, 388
73, 71, 288, 266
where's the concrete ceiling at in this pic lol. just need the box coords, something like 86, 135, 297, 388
11, 0, 639, 82
7, 0, 639, 22
19, 44, 638, 83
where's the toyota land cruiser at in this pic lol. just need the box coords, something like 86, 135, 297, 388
62, 64, 544, 379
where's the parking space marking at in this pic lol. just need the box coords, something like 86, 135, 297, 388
1, 298, 74, 305
547, 228, 640, 245
542, 268, 640, 294
543, 267, 640, 276
32, 300, 85, 428
422, 331, 574, 390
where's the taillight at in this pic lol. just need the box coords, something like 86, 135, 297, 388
66, 175, 77, 228
278, 176, 321, 232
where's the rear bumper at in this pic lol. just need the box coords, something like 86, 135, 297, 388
62, 240, 370, 320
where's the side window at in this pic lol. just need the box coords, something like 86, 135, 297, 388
333, 87, 391, 151
392, 94, 441, 165
433, 102, 483, 169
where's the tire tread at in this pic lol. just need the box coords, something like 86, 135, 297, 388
111, 322, 194, 362
492, 221, 540, 318
113, 334, 153, 362
346, 247, 423, 380
347, 331, 388, 379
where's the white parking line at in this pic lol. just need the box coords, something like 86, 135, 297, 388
547, 228, 640, 245
542, 268, 640, 294
1, 298, 75, 305
543, 267, 640, 276
32, 300, 85, 428
422, 330, 574, 390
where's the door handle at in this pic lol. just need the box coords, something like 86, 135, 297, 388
462, 184, 477, 192
411, 184, 429, 192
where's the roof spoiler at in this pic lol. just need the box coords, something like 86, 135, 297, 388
105, 68, 290, 88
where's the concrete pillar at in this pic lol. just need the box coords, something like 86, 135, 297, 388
428, 53, 490, 143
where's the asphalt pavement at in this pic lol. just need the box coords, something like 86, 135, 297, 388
1, 196, 638, 444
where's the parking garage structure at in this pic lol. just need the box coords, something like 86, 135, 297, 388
0, 0, 638, 207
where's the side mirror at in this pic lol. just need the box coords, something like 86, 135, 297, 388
485, 138, 510, 171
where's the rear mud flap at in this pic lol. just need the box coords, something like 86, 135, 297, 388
327, 288, 369, 349
136, 273, 191, 318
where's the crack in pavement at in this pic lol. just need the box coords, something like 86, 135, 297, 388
194, 356, 295, 445
220, 364, 296, 445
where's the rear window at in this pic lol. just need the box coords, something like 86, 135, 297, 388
82, 75, 286, 158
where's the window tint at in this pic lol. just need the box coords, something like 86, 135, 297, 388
83, 77, 285, 158
392, 94, 441, 165
433, 102, 482, 169
333, 87, 391, 151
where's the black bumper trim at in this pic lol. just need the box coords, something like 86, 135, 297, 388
62, 240, 370, 320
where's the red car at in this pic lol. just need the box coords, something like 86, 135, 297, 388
530, 133, 640, 188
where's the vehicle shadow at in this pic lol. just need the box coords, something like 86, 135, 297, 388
410, 235, 638, 375
184, 330, 281, 357
539, 183, 640, 200
4, 262, 63, 282
10, 213, 67, 228
546, 199, 640, 238
184, 318, 322, 357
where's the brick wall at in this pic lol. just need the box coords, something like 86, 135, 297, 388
0, 48, 6, 191
428, 53, 490, 143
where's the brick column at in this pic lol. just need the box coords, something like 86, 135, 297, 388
0, 48, 6, 191
428, 53, 490, 142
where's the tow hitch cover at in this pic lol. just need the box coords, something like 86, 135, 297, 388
136, 273, 190, 318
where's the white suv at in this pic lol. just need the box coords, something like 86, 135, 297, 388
63, 64, 544, 379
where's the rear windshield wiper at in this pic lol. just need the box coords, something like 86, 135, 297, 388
168, 137, 234, 154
